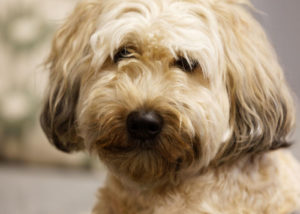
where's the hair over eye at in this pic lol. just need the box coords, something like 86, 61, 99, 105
113, 47, 135, 63
173, 57, 199, 73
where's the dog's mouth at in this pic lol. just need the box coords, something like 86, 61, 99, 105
100, 137, 160, 154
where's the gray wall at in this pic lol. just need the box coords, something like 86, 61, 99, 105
251, 0, 300, 159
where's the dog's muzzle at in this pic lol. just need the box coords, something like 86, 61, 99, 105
126, 110, 163, 140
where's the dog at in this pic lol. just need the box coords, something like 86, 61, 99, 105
40, 0, 300, 213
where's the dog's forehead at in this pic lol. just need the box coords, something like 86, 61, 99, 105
90, 0, 221, 74
96, 0, 215, 50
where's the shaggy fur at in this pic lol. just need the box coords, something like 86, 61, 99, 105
40, 0, 300, 213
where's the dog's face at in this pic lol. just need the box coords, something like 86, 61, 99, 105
41, 0, 295, 185
76, 0, 231, 184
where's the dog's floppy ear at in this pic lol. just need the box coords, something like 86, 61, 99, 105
214, 1, 295, 162
40, 77, 84, 153
40, 1, 102, 153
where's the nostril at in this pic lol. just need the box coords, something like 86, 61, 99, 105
148, 123, 160, 133
126, 110, 163, 140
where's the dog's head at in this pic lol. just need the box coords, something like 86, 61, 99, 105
40, 0, 295, 185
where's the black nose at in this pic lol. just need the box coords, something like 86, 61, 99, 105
126, 110, 163, 140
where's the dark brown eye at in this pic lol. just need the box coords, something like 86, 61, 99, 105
174, 57, 198, 73
113, 47, 135, 63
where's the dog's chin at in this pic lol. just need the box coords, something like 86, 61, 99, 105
96, 135, 198, 185
100, 149, 176, 185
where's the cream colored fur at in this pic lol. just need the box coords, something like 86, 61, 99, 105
94, 151, 300, 214
40, 0, 300, 213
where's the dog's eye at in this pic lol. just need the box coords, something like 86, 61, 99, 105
174, 57, 198, 73
113, 47, 135, 63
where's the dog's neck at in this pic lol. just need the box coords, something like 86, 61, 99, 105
97, 151, 300, 214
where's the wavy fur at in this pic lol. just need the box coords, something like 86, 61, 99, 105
40, 0, 300, 213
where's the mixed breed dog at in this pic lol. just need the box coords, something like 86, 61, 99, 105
40, 0, 300, 213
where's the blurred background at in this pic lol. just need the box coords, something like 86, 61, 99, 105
0, 0, 299, 213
